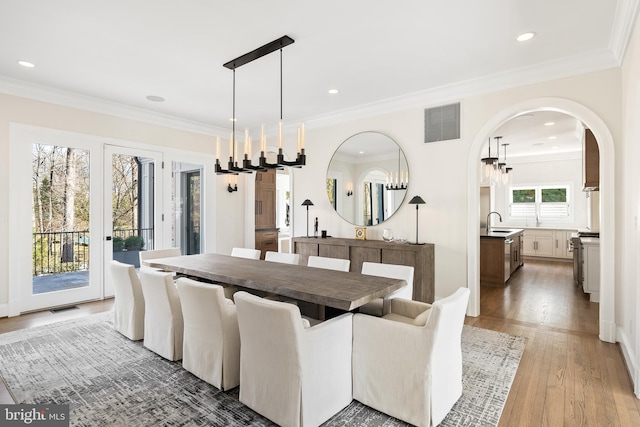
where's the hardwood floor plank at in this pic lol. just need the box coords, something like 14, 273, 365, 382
477, 259, 639, 426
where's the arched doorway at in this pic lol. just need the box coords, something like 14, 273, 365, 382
466, 97, 616, 343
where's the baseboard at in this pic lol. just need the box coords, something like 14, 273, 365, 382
0, 303, 7, 318
600, 319, 617, 343
617, 326, 640, 399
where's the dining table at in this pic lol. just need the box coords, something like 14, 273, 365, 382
147, 253, 406, 313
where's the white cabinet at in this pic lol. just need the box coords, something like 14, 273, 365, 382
552, 230, 572, 259
522, 228, 575, 259
582, 238, 600, 302
522, 230, 554, 257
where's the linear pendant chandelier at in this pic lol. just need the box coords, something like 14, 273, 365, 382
215, 35, 306, 183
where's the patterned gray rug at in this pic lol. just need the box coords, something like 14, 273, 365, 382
0, 312, 525, 426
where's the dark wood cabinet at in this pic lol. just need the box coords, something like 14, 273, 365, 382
583, 128, 599, 191
292, 237, 435, 303
255, 170, 277, 258
255, 229, 278, 259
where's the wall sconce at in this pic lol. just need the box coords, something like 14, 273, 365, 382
227, 175, 238, 193
346, 183, 353, 197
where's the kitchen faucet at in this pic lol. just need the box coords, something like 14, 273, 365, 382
486, 211, 502, 234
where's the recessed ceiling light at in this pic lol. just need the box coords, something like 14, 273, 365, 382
359, 151, 364, 154
544, 121, 555, 126
516, 32, 535, 42
328, 89, 339, 94
17, 60, 35, 68
146, 95, 165, 102
548, 136, 557, 140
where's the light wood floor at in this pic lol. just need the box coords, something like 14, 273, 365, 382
469, 258, 640, 426
1, 260, 639, 425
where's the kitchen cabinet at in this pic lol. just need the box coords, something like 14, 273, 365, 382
522, 228, 575, 259
552, 230, 572, 259
510, 232, 522, 273
292, 237, 434, 303
583, 128, 599, 191
480, 229, 523, 286
582, 237, 600, 302
255, 170, 277, 258
522, 230, 554, 257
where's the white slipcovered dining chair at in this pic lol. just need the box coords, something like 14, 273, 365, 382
139, 247, 181, 273
139, 270, 184, 361
359, 262, 414, 316
265, 251, 300, 265
176, 278, 240, 390
307, 255, 350, 272
234, 291, 353, 427
109, 260, 145, 340
230, 247, 261, 260
353, 287, 470, 427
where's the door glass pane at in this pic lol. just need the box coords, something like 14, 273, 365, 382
172, 162, 203, 255
32, 144, 90, 294
111, 154, 155, 267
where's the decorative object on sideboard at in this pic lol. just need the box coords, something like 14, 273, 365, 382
215, 35, 306, 191
355, 227, 367, 240
382, 228, 394, 242
301, 199, 314, 238
314, 217, 319, 238
408, 195, 426, 245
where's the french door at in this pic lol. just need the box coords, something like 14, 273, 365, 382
13, 127, 104, 313
103, 145, 163, 297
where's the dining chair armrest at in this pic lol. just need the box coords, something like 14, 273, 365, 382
389, 298, 432, 319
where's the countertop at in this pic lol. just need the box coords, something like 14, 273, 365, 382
580, 237, 600, 245
480, 228, 525, 239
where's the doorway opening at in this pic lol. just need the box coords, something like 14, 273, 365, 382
467, 97, 616, 343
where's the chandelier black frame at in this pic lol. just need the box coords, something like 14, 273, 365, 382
215, 35, 306, 179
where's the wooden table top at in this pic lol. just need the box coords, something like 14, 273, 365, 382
148, 253, 406, 311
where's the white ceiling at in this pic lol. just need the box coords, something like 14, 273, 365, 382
1, 0, 637, 158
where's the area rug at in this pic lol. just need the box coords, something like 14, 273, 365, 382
0, 313, 526, 426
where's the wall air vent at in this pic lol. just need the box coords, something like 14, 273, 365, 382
424, 102, 460, 143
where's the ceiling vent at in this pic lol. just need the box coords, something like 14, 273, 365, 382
424, 102, 460, 143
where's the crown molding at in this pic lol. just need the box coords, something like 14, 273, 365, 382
305, 48, 619, 130
0, 75, 229, 137
609, 0, 640, 63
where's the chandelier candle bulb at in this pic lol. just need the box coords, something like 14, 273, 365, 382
301, 123, 305, 149
278, 121, 283, 149
216, 137, 220, 161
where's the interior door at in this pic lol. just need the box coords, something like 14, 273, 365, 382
104, 145, 163, 297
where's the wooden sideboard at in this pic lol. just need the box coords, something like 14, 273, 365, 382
292, 237, 435, 303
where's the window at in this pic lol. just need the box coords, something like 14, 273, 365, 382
509, 185, 570, 220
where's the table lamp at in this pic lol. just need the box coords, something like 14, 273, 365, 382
301, 199, 314, 237
408, 195, 425, 245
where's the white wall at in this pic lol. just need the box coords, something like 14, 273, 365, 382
620, 9, 640, 397
294, 68, 620, 303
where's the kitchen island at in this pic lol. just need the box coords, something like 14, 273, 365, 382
480, 229, 524, 286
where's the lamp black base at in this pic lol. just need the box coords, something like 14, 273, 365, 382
409, 242, 425, 245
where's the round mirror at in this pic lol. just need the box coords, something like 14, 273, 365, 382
326, 132, 408, 226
